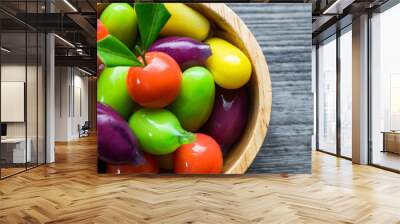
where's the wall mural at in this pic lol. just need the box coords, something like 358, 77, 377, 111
97, 3, 273, 174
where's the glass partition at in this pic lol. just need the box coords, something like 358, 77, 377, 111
0, 0, 46, 179
0, 15, 28, 177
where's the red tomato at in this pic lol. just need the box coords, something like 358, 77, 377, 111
127, 52, 181, 108
97, 19, 108, 41
96, 19, 107, 68
106, 154, 159, 174
174, 133, 223, 174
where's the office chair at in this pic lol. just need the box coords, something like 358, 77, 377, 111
78, 121, 90, 138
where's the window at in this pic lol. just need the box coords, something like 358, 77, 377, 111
316, 25, 353, 159
370, 3, 400, 171
317, 36, 337, 154
340, 28, 352, 158
390, 75, 400, 130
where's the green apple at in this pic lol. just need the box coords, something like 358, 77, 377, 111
100, 3, 137, 48
97, 66, 134, 119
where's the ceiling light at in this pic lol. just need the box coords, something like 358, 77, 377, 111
76, 48, 86, 56
63, 0, 78, 12
54, 34, 75, 48
1, 47, 11, 53
78, 67, 93, 76
322, 0, 354, 15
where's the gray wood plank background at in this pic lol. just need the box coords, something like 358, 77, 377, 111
227, 4, 313, 173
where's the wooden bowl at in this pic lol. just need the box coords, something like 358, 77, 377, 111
97, 3, 272, 174
187, 3, 272, 174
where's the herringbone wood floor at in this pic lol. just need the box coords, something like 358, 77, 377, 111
1, 135, 400, 224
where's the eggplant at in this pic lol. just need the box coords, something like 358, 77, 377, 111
148, 36, 212, 70
97, 102, 143, 164
202, 87, 249, 154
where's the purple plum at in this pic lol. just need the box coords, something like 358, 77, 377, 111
97, 102, 143, 164
148, 36, 212, 69
202, 87, 249, 155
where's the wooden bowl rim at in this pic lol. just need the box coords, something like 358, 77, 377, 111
190, 3, 272, 174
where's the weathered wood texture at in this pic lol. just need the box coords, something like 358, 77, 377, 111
227, 4, 313, 173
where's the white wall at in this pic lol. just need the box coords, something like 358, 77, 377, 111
54, 67, 89, 141
72, 73, 89, 136
1, 65, 32, 138
55, 66, 69, 141
1, 82, 25, 122
1, 63, 46, 164
1, 65, 26, 137
1, 65, 26, 143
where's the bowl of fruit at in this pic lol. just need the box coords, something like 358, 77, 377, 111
97, 3, 271, 174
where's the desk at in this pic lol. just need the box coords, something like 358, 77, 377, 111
1, 138, 31, 163
382, 131, 400, 154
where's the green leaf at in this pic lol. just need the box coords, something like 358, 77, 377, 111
135, 3, 171, 51
97, 34, 143, 67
